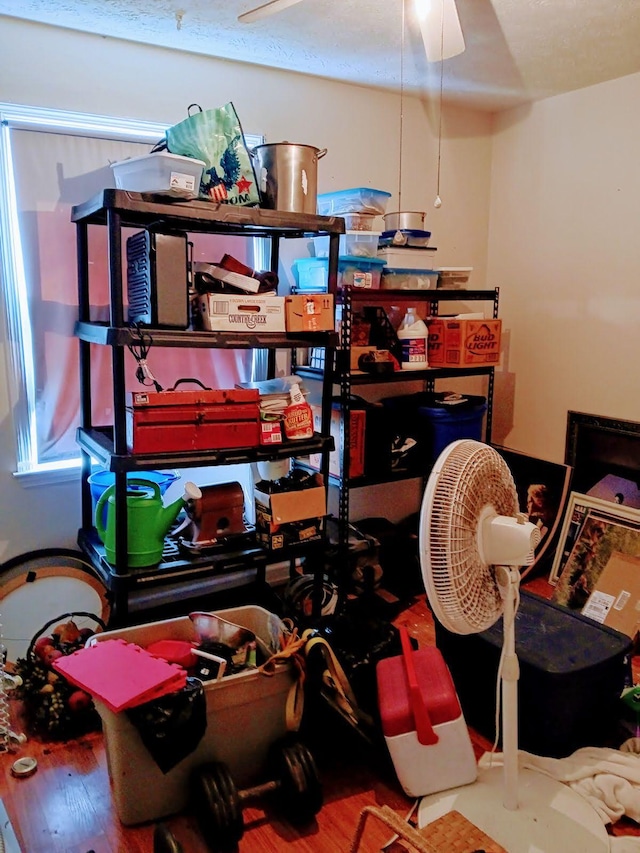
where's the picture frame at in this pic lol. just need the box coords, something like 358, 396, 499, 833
548, 491, 640, 589
493, 444, 573, 580
565, 411, 640, 507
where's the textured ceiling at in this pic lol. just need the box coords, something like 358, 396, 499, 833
2, 0, 640, 111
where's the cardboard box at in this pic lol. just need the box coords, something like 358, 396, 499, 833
309, 403, 366, 479
255, 474, 326, 551
259, 419, 283, 446
197, 293, 286, 332
428, 318, 502, 366
285, 294, 334, 333
582, 551, 640, 638
350, 346, 377, 371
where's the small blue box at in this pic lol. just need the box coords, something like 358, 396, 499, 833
292, 256, 387, 292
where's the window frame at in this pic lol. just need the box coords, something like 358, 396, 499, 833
0, 103, 264, 482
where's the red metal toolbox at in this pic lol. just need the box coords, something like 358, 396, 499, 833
126, 385, 260, 454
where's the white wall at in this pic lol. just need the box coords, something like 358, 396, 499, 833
488, 72, 640, 462
0, 18, 492, 560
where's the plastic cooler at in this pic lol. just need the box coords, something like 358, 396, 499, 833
90, 606, 295, 825
376, 629, 477, 797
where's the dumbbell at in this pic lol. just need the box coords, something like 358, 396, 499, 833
190, 734, 323, 852
153, 823, 183, 853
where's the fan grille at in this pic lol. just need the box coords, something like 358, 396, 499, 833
421, 440, 518, 635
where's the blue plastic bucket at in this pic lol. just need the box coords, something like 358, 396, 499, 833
88, 469, 180, 511
418, 399, 487, 462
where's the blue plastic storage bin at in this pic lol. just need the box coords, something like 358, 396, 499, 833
316, 188, 392, 216
292, 256, 387, 292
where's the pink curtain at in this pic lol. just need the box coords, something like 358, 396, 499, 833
11, 129, 251, 464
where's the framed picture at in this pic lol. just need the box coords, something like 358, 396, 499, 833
549, 492, 640, 598
565, 411, 640, 506
493, 445, 573, 580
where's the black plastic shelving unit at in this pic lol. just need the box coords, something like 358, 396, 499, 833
72, 189, 344, 625
300, 284, 501, 559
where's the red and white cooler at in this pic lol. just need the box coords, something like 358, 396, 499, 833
376, 628, 477, 797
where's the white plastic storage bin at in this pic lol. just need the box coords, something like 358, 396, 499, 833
90, 606, 295, 825
377, 247, 437, 270
381, 269, 439, 290
313, 231, 381, 259
317, 187, 391, 216
110, 152, 205, 194
343, 213, 380, 231
293, 256, 387, 291
437, 267, 473, 289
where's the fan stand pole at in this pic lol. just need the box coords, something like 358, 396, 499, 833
418, 561, 610, 851
499, 566, 520, 811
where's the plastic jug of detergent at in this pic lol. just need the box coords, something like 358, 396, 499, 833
397, 307, 428, 370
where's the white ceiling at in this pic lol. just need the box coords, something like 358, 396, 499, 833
3, 0, 640, 111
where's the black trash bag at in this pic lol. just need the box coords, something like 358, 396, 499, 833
312, 605, 404, 719
127, 676, 207, 774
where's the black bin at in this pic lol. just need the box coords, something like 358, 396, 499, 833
381, 392, 487, 472
434, 589, 632, 758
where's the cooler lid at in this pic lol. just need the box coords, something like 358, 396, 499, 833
376, 645, 461, 738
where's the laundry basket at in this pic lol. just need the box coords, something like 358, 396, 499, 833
91, 605, 296, 825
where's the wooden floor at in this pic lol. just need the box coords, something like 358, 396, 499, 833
0, 584, 638, 853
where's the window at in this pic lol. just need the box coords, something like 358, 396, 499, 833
0, 104, 264, 477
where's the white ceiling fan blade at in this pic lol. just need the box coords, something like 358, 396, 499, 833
416, 0, 466, 62
238, 0, 305, 24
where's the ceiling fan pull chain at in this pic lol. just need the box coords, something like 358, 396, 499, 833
434, 4, 445, 209
398, 0, 406, 216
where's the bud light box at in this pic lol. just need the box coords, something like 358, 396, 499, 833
428, 318, 501, 366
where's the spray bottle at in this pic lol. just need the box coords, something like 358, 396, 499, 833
397, 306, 429, 370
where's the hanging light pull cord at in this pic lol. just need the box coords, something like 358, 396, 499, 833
434, 5, 445, 209
398, 0, 406, 216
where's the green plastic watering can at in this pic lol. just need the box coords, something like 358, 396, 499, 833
95, 478, 201, 567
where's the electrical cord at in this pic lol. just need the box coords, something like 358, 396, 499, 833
127, 324, 163, 392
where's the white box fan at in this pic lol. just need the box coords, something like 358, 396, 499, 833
416, 440, 611, 853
